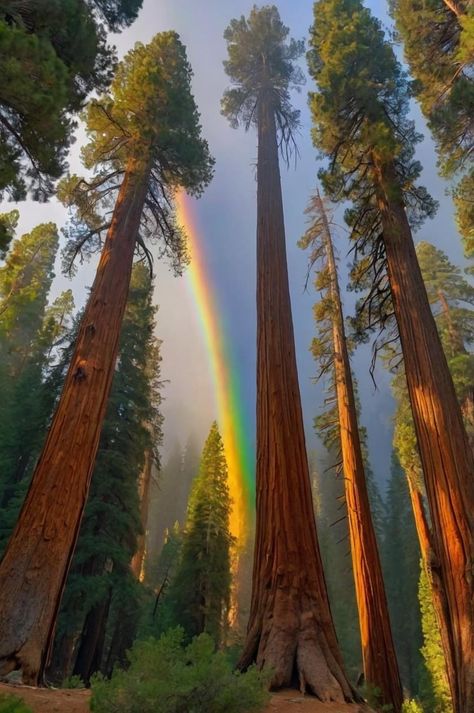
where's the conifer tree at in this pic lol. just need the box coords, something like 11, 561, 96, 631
0, 222, 62, 514
311, 449, 361, 681
382, 455, 423, 696
52, 262, 162, 684
308, 3, 474, 708
168, 422, 232, 649
300, 190, 402, 710
0, 32, 213, 684
222, 7, 353, 697
389, 0, 473, 259
418, 563, 454, 713
0, 0, 142, 199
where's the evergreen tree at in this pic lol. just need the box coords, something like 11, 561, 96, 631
0, 32, 213, 684
382, 455, 423, 696
300, 189, 402, 710
0, 0, 142, 200
222, 7, 353, 697
51, 262, 162, 684
308, 2, 474, 708
0, 222, 65, 516
311, 449, 362, 682
168, 422, 232, 649
389, 0, 473, 259
418, 563, 453, 713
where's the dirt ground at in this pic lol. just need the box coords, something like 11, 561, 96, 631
0, 683, 371, 713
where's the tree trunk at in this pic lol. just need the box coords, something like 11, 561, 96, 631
0, 159, 150, 685
73, 587, 112, 685
316, 193, 403, 711
404, 471, 455, 698
238, 94, 354, 702
374, 157, 474, 713
130, 449, 153, 581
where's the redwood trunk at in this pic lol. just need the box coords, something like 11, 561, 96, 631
375, 158, 474, 713
238, 94, 354, 702
73, 587, 112, 684
0, 159, 150, 684
317, 194, 403, 711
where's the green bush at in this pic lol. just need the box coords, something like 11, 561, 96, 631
90, 628, 270, 713
0, 694, 33, 713
61, 674, 85, 689
402, 701, 424, 713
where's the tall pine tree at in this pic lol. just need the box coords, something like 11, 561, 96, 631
168, 422, 232, 649
0, 32, 213, 683
222, 8, 354, 697
308, 3, 474, 707
51, 262, 162, 684
300, 190, 402, 710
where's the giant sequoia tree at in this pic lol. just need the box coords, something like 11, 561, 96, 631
300, 191, 402, 711
308, 2, 474, 710
52, 263, 162, 685
0, 32, 213, 684
0, 0, 142, 200
222, 7, 353, 699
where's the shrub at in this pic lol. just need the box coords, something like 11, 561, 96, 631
90, 628, 269, 713
61, 675, 85, 689
402, 701, 424, 713
0, 694, 33, 713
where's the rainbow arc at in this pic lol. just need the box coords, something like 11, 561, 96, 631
174, 191, 254, 542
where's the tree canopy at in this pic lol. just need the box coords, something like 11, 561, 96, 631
59, 31, 214, 274
221, 4, 304, 155
0, 0, 142, 200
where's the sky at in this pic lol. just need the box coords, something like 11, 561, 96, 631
9, 0, 468, 490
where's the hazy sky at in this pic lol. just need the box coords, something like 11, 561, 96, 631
9, 1, 467, 486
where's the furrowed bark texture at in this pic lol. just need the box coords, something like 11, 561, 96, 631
375, 158, 474, 713
238, 95, 354, 702
317, 194, 403, 712
0, 160, 150, 684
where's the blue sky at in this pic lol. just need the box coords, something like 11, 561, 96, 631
9, 1, 467, 486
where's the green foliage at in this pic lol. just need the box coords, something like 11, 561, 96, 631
308, 0, 436, 346
402, 701, 424, 713
0, 0, 141, 199
166, 423, 233, 648
382, 455, 423, 694
53, 263, 162, 680
0, 224, 75, 553
0, 695, 32, 713
221, 5, 304, 156
59, 32, 214, 275
389, 0, 473, 175
418, 564, 453, 712
61, 674, 85, 689
0, 210, 19, 258
311, 451, 362, 679
90, 629, 269, 713
453, 169, 474, 261
389, 0, 473, 259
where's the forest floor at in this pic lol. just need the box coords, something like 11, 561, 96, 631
0, 683, 371, 713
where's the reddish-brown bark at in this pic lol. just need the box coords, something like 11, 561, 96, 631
315, 194, 403, 711
0, 158, 150, 684
238, 94, 354, 702
374, 158, 474, 713
130, 449, 153, 581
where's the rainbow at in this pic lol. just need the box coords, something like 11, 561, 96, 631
174, 191, 254, 542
